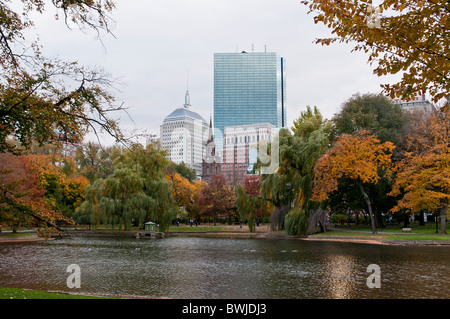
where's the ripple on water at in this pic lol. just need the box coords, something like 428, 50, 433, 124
0, 236, 449, 298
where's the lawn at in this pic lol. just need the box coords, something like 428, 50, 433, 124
0, 287, 108, 299
313, 222, 450, 241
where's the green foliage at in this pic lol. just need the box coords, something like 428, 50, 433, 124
329, 213, 347, 224
172, 162, 197, 183
332, 93, 409, 146
75, 142, 176, 232
284, 206, 308, 236
236, 184, 256, 232
0, 1, 123, 155
273, 106, 333, 235
330, 93, 410, 228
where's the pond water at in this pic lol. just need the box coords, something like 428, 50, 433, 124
0, 236, 449, 299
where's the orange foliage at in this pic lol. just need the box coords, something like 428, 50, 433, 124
389, 111, 450, 214
312, 131, 394, 202
0, 153, 74, 235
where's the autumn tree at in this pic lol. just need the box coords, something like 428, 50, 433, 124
312, 131, 395, 234
25, 154, 89, 219
301, 0, 450, 109
0, 0, 125, 155
197, 176, 236, 225
167, 162, 198, 184
331, 92, 411, 227
166, 172, 195, 209
389, 109, 450, 234
236, 175, 267, 232
165, 169, 205, 222
188, 180, 208, 222
0, 152, 73, 236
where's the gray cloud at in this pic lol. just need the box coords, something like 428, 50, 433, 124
29, 0, 402, 144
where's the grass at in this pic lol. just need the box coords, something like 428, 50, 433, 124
0, 287, 109, 299
58, 222, 450, 241
312, 223, 450, 241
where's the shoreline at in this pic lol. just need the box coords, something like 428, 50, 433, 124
1, 230, 450, 246
0, 234, 54, 243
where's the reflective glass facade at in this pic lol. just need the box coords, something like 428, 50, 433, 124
214, 52, 286, 155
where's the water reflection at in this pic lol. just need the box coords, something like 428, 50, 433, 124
322, 254, 358, 299
0, 237, 449, 299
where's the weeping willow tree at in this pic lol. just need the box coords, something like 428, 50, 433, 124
235, 176, 266, 233
98, 167, 146, 231
236, 184, 256, 232
260, 163, 294, 231
75, 142, 176, 232
75, 179, 103, 229
284, 106, 333, 235
259, 106, 333, 235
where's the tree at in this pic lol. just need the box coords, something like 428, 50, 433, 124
76, 143, 177, 232
285, 106, 333, 235
188, 180, 208, 222
333, 93, 410, 148
167, 162, 198, 183
312, 131, 395, 234
26, 154, 89, 219
301, 0, 450, 108
75, 142, 116, 183
259, 106, 333, 235
0, 0, 125, 154
236, 175, 266, 232
165, 170, 205, 223
197, 176, 236, 225
389, 110, 450, 234
0, 152, 73, 236
166, 172, 195, 209
331, 92, 411, 227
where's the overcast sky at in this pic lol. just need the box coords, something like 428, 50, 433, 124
31, 0, 401, 144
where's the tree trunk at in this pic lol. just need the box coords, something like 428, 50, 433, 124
357, 181, 377, 234
373, 205, 384, 228
403, 212, 409, 228
419, 212, 425, 226
440, 203, 448, 234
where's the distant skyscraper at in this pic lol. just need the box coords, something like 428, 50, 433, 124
214, 51, 286, 156
160, 91, 208, 176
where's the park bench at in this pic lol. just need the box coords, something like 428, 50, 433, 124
401, 228, 412, 233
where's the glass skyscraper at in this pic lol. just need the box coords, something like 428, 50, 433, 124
213, 51, 286, 156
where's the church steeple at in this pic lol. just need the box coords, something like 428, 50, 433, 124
206, 115, 216, 156
208, 115, 213, 142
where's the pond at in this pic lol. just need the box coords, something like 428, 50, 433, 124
0, 236, 449, 299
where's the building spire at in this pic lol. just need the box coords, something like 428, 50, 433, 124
206, 114, 216, 157
208, 114, 213, 141
184, 90, 190, 109
184, 70, 191, 109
